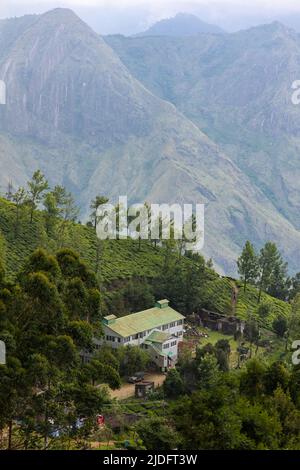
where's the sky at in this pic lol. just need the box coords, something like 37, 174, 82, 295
2, 0, 300, 35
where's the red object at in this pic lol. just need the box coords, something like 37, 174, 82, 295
96, 415, 105, 426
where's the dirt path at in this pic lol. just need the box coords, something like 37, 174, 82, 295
110, 372, 166, 400
231, 282, 239, 314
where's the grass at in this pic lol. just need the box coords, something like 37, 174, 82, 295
197, 328, 237, 349
187, 326, 270, 367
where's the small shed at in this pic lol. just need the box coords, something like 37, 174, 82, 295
135, 381, 155, 398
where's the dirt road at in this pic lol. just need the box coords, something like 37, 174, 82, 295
110, 372, 166, 400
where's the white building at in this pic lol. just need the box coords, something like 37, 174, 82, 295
102, 299, 185, 370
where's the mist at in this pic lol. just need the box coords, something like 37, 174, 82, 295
2, 0, 300, 35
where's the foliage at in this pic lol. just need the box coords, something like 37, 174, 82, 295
135, 416, 181, 450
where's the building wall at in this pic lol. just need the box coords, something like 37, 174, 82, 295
102, 320, 184, 350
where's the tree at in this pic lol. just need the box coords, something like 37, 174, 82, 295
55, 190, 79, 244
43, 191, 60, 235
135, 417, 180, 450
5, 180, 13, 201
240, 359, 267, 399
163, 369, 185, 398
116, 345, 151, 377
0, 247, 107, 450
11, 187, 27, 236
0, 234, 6, 276
235, 398, 281, 449
264, 361, 290, 395
215, 339, 231, 372
197, 354, 221, 390
27, 171, 49, 223
289, 272, 300, 300
122, 280, 154, 313
171, 388, 243, 450
257, 242, 288, 303
257, 302, 272, 322
90, 196, 109, 230
285, 294, 300, 352
272, 316, 288, 338
244, 312, 260, 357
237, 241, 258, 292
19, 248, 60, 282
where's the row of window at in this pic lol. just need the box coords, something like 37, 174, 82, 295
106, 335, 121, 343
106, 320, 183, 344
163, 339, 178, 350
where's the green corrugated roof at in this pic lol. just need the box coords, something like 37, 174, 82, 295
145, 330, 171, 344
105, 314, 116, 320
102, 303, 185, 338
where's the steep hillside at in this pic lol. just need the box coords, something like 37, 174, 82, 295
0, 198, 291, 323
107, 24, 300, 272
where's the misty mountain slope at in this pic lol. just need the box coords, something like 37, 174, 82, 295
107, 23, 300, 232
135, 13, 225, 37
0, 9, 300, 274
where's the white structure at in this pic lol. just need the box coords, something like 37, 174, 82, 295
102, 300, 185, 370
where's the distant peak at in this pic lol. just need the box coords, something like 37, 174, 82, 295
135, 12, 225, 37
42, 8, 76, 16
250, 20, 295, 35
174, 12, 200, 19
268, 20, 293, 32
41, 8, 81, 23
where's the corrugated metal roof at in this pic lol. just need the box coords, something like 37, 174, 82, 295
105, 314, 116, 320
145, 330, 172, 344
102, 304, 185, 338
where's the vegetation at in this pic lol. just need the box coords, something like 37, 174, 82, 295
0, 178, 299, 450
0, 187, 290, 322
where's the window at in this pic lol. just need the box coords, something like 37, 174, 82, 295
177, 320, 183, 326
171, 340, 177, 347
124, 336, 131, 343
106, 335, 115, 342
169, 321, 176, 328
162, 324, 169, 331
133, 334, 138, 340
163, 343, 170, 349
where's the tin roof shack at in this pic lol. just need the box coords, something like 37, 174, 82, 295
135, 381, 155, 398
196, 309, 245, 335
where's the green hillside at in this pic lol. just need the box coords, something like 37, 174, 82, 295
0, 197, 291, 323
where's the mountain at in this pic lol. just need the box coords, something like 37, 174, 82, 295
107, 22, 300, 272
135, 13, 225, 37
0, 9, 300, 275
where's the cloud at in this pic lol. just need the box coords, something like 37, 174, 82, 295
3, 0, 300, 10
2, 0, 300, 35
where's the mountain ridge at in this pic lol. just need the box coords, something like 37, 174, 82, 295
134, 12, 225, 37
